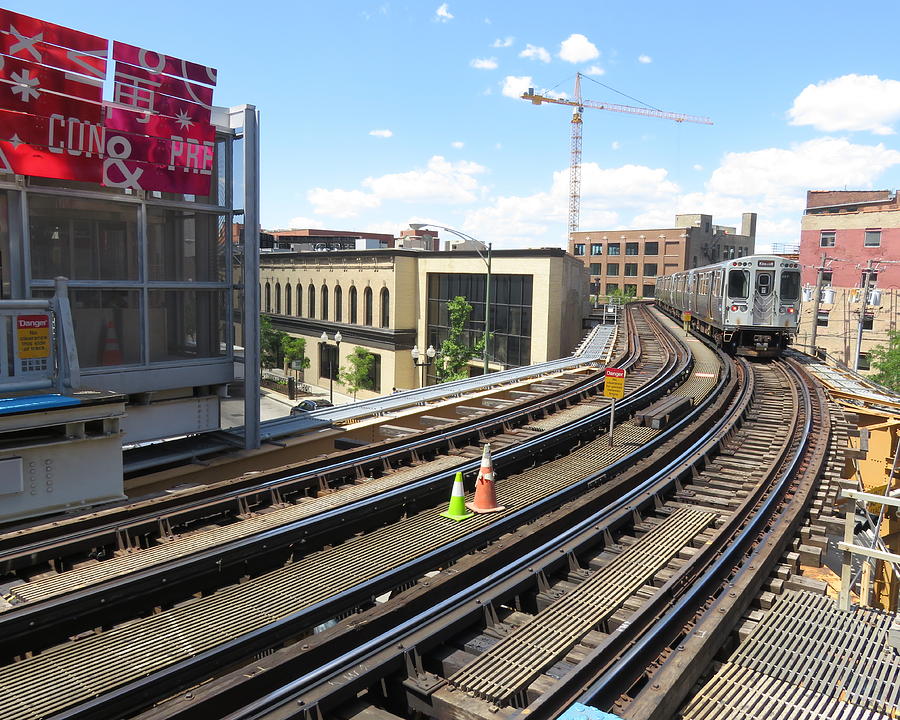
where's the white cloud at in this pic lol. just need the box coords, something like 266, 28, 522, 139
519, 44, 551, 63
492, 36, 514, 48
369, 129, 393, 138
692, 164, 703, 171
286, 216, 319, 229
558, 33, 599, 63
307, 188, 381, 218
611, 141, 620, 150
451, 141, 464, 148
502, 75, 533, 99
545, 90, 568, 100
435, 3, 453, 21
585, 65, 605, 76
470, 57, 498, 70
638, 54, 652, 64
788, 74, 900, 135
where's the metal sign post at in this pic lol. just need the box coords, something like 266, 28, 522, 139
682, 310, 692, 337
604, 367, 626, 447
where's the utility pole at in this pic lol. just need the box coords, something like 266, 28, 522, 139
854, 261, 876, 371
809, 253, 827, 353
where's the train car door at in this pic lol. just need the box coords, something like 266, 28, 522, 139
753, 266, 776, 325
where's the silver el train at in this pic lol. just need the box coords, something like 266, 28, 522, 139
654, 255, 802, 357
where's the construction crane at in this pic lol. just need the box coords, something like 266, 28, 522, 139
521, 72, 713, 241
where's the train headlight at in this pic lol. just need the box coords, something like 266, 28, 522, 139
730, 304, 747, 312
779, 306, 796, 314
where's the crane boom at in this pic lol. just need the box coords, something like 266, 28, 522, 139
521, 74, 712, 240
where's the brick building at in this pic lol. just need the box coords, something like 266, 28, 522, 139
798, 190, 900, 370
569, 213, 757, 297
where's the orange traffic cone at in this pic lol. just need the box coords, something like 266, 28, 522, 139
466, 443, 505, 514
101, 320, 124, 366
441, 471, 474, 521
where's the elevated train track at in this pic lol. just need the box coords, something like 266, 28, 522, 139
0, 306, 840, 720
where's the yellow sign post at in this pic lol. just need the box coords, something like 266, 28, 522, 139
16, 315, 50, 360
682, 310, 692, 337
604, 367, 626, 447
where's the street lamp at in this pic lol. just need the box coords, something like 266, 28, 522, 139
320, 330, 342, 403
409, 223, 492, 375
411, 344, 437, 388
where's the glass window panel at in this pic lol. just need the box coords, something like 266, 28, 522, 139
626, 242, 639, 255
865, 230, 881, 247
70, 288, 142, 367
607, 263, 619, 276
29, 194, 139, 280
607, 243, 620, 256
147, 207, 225, 282
820, 231, 835, 248
728, 269, 749, 298
148, 289, 226, 362
334, 286, 343, 322
644, 263, 657, 276
780, 271, 800, 300
644, 242, 658, 255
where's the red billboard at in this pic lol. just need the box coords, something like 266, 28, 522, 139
0, 8, 218, 195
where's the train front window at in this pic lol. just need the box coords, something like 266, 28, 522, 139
728, 269, 749, 299
780, 271, 800, 300
756, 273, 773, 296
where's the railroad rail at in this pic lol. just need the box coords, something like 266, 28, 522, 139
176, 336, 832, 720
0, 304, 698, 719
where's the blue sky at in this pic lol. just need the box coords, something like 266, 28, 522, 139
13, 1, 900, 250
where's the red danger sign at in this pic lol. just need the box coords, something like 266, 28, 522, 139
16, 314, 50, 359
605, 367, 625, 379
604, 367, 626, 399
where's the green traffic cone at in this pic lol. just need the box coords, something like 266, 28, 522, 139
440, 471, 474, 521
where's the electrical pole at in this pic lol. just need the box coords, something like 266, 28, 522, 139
809, 253, 827, 353
854, 260, 876, 371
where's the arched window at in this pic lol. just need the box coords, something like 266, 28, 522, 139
334, 285, 343, 322
321, 284, 329, 320
364, 287, 373, 326
285, 283, 292, 315
379, 288, 390, 328
308, 284, 316, 318
264, 282, 271, 312
349, 286, 358, 324
274, 283, 281, 314
296, 283, 302, 316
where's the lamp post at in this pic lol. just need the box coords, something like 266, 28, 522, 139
409, 223, 492, 375
411, 344, 436, 388
320, 330, 342, 403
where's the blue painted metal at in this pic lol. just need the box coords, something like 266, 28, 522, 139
557, 704, 623, 720
0, 394, 80, 416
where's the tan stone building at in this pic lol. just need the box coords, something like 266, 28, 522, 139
260, 248, 589, 397
569, 213, 757, 297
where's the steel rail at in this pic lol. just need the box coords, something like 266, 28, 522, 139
160, 333, 741, 720
30, 306, 688, 720
524, 360, 817, 719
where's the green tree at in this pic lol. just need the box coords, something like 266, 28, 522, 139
609, 287, 638, 303
869, 330, 900, 392
260, 315, 287, 369
435, 295, 487, 382
339, 346, 376, 399
281, 335, 309, 375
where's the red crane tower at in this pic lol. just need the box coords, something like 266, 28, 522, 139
522, 72, 713, 242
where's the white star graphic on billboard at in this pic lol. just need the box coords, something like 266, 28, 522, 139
10, 69, 40, 101
175, 109, 194, 129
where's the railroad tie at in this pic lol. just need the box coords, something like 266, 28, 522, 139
447, 507, 716, 706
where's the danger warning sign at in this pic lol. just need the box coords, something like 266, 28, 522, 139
16, 315, 50, 359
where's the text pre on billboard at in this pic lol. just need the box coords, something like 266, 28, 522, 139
0, 8, 218, 195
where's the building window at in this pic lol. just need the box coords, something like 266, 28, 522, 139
318, 342, 339, 380
296, 283, 303, 316
858, 352, 871, 371
865, 229, 881, 247
822, 271, 833, 284
607, 243, 620, 256
573, 243, 585, 256
589, 263, 600, 275
274, 283, 281, 314
644, 242, 658, 256
590, 243, 602, 255
321, 284, 329, 320
816, 310, 829, 327
285, 283, 292, 315
605, 283, 618, 293
380, 288, 390, 328
264, 282, 271, 312
643, 263, 657, 277
642, 284, 655, 297
624, 263, 638, 277
427, 272, 533, 369
334, 285, 343, 322
625, 242, 639, 256
364, 287, 373, 326
349, 286, 358, 323
863, 312, 875, 331
368, 353, 382, 392
607, 263, 619, 276
820, 231, 836, 247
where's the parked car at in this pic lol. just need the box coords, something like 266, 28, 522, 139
290, 398, 334, 415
